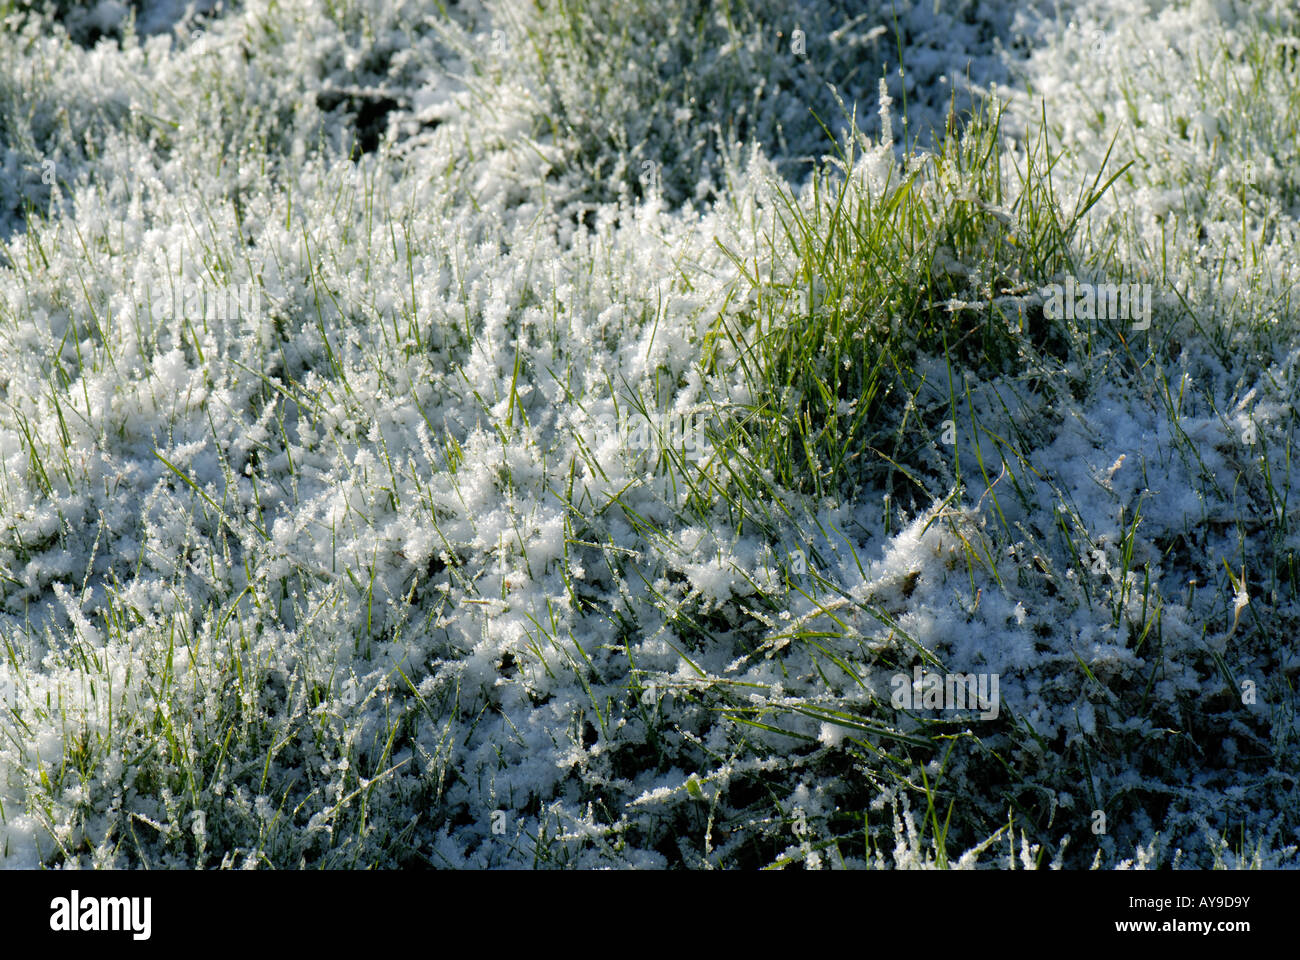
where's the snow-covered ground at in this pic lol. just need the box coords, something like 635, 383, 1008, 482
0, 0, 1296, 868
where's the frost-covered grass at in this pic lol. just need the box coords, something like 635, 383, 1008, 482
0, 0, 1296, 868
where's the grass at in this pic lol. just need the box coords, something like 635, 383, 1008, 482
0, 0, 1296, 869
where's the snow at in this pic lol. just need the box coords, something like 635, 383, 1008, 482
0, 0, 1296, 869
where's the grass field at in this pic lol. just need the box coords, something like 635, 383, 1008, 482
0, 0, 1297, 868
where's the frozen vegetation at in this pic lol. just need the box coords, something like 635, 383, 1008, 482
0, 0, 1297, 868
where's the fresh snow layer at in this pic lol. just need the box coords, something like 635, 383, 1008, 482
0, 0, 1296, 868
